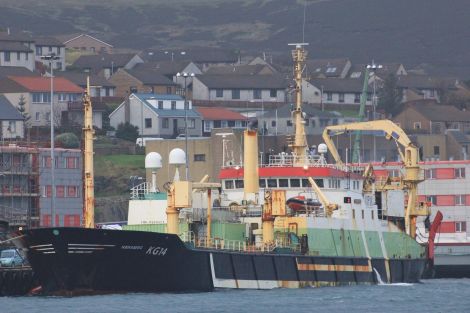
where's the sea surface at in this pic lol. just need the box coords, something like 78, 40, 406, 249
1, 279, 469, 313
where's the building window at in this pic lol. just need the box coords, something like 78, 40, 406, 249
425, 169, 436, 179
158, 101, 163, 109
25, 52, 28, 60
17, 52, 20, 60
271, 120, 276, 127
339, 93, 344, 103
430, 90, 435, 97
216, 89, 223, 98
253, 89, 261, 99
232, 89, 240, 99
426, 195, 437, 205
413, 122, 421, 129
367, 93, 372, 101
35, 112, 40, 121
66, 157, 78, 169
67, 186, 78, 197
171, 101, 176, 110
4, 52, 10, 62
36, 46, 42, 56
279, 179, 288, 187
145, 118, 152, 128
58, 93, 67, 102
162, 118, 169, 129
267, 179, 277, 188
433, 146, 440, 156
287, 120, 292, 127
56, 186, 65, 198
456, 221, 467, 233
166, 86, 172, 94
57, 47, 61, 54
194, 154, 206, 162
326, 92, 332, 101
204, 120, 213, 132
189, 119, 195, 129
455, 168, 465, 178
354, 93, 360, 103
269, 89, 277, 98
455, 195, 466, 206
45, 112, 51, 121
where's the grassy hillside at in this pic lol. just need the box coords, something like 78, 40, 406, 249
94, 154, 145, 197
1, 0, 469, 77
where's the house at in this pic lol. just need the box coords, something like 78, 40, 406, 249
109, 93, 202, 139
108, 68, 178, 98
192, 74, 287, 108
132, 61, 202, 96
0, 41, 35, 71
0, 66, 39, 79
56, 71, 115, 97
204, 64, 277, 76
60, 34, 113, 54
2, 76, 83, 127
396, 75, 457, 103
394, 100, 470, 135
304, 78, 372, 108
65, 99, 107, 129
140, 47, 239, 71
0, 95, 25, 139
34, 36, 66, 71
258, 103, 343, 136
71, 53, 144, 78
306, 58, 351, 79
196, 107, 247, 136
348, 63, 407, 80
394, 100, 470, 160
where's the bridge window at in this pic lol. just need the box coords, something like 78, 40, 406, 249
259, 179, 266, 188
290, 179, 300, 187
224, 180, 234, 189
267, 179, 277, 188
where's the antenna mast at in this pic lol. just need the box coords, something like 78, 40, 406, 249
83, 77, 95, 228
288, 43, 309, 165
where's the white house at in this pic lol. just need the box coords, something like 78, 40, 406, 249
0, 95, 25, 139
109, 93, 202, 139
34, 36, 66, 71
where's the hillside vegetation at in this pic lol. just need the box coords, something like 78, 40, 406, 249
1, 0, 469, 77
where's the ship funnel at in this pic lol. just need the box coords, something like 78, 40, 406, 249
243, 129, 259, 194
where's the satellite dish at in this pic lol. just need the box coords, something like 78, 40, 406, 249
169, 148, 186, 165
145, 152, 162, 169
318, 143, 328, 154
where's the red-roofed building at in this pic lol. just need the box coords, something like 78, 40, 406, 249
5, 76, 83, 127
196, 106, 246, 136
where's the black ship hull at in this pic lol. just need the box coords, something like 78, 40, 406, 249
16, 228, 427, 295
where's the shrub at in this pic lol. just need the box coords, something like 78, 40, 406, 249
116, 122, 139, 142
55, 133, 80, 148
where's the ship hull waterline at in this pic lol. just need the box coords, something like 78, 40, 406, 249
17, 227, 427, 295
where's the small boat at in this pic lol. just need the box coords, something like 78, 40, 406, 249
286, 196, 322, 213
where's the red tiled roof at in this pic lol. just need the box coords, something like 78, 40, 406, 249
196, 106, 246, 120
8, 76, 83, 93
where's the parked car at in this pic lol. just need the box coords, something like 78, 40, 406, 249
0, 249, 24, 267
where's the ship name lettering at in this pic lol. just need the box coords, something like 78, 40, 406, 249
146, 246, 168, 256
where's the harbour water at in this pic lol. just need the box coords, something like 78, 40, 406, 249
2, 279, 469, 313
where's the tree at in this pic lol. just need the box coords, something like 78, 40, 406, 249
17, 94, 30, 126
378, 73, 403, 116
116, 122, 139, 142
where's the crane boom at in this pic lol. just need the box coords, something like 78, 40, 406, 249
351, 68, 370, 163
322, 120, 428, 238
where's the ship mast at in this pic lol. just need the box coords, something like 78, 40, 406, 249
289, 43, 309, 166
83, 77, 95, 228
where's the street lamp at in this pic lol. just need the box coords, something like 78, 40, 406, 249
40, 53, 60, 227
176, 72, 195, 180
366, 61, 382, 161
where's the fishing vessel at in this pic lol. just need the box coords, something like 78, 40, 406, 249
14, 45, 439, 295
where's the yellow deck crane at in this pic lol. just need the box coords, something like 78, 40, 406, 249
322, 120, 429, 238
83, 78, 95, 228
